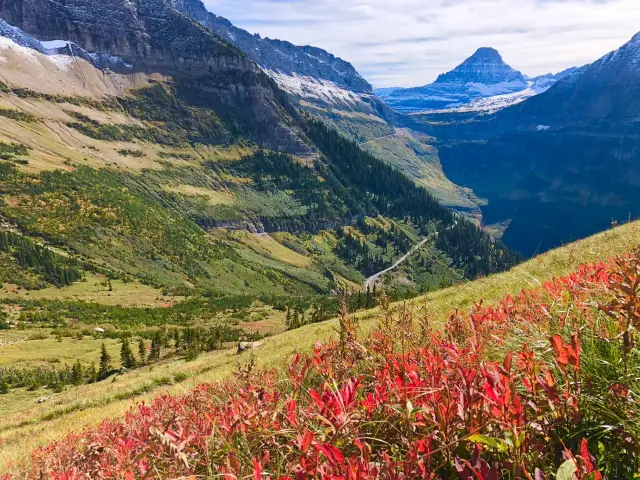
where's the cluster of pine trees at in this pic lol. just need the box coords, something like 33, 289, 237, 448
0, 231, 83, 287
0, 324, 261, 395
435, 221, 522, 278
0, 361, 100, 394
284, 291, 377, 332
304, 120, 523, 278
334, 231, 392, 277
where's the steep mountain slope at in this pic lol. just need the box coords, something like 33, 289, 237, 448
496, 33, 640, 129
379, 48, 528, 112
426, 32, 640, 255
0, 0, 311, 155
168, 0, 371, 95
164, 0, 478, 212
0, 7, 519, 300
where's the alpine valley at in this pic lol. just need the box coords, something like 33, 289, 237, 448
0, 0, 518, 313
1, 1, 640, 477
413, 33, 640, 256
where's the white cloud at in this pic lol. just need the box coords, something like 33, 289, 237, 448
204, 0, 640, 87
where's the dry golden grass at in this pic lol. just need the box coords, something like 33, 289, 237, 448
0, 95, 201, 173
161, 184, 236, 206
218, 230, 313, 268
194, 145, 256, 162
1, 221, 639, 471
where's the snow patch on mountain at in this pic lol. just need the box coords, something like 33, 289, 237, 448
265, 70, 367, 106
0, 18, 132, 72
466, 80, 528, 96
422, 70, 582, 116
41, 40, 72, 50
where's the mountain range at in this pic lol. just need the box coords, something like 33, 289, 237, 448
0, 0, 518, 301
376, 48, 579, 113
428, 31, 640, 255
0, 0, 637, 266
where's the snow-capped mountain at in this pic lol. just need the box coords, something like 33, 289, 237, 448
435, 47, 525, 85
431, 31, 640, 257
424, 67, 581, 116
378, 48, 528, 112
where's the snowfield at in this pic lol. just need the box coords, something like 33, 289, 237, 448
265, 69, 367, 106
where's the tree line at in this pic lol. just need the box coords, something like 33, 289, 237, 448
0, 231, 83, 287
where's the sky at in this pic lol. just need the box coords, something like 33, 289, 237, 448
204, 0, 640, 88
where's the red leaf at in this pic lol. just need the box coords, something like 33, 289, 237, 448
253, 457, 262, 480
503, 351, 513, 372
316, 443, 345, 467
551, 335, 569, 366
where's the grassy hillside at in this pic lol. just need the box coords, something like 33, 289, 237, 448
1, 220, 638, 471
0, 76, 516, 297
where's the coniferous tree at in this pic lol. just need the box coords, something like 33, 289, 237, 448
138, 339, 147, 365
87, 363, 98, 384
285, 307, 292, 330
120, 338, 136, 370
149, 334, 161, 362
71, 360, 83, 386
98, 343, 112, 380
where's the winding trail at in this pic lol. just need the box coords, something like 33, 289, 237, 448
363, 222, 457, 290
363, 237, 430, 290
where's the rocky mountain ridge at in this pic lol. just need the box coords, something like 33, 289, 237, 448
168, 0, 372, 95
498, 31, 640, 129
0, 0, 312, 155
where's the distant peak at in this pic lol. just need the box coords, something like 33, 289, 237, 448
631, 31, 640, 44
470, 47, 502, 59
434, 46, 525, 86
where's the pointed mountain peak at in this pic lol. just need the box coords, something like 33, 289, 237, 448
468, 47, 502, 61
435, 47, 526, 86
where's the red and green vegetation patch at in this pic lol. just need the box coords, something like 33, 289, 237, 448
4, 251, 640, 479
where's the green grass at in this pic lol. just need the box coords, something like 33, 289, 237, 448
1, 220, 639, 470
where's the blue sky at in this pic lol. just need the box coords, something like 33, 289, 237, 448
204, 0, 640, 88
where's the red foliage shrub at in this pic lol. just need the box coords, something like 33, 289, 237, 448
8, 253, 636, 479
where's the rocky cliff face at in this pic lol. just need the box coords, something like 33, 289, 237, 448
0, 0, 245, 71
0, 0, 312, 155
168, 0, 372, 95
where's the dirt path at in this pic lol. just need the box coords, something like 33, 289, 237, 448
363, 222, 456, 290
363, 237, 430, 290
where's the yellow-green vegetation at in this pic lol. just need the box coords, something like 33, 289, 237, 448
1, 220, 638, 470
0, 336, 122, 369
161, 184, 237, 206
220, 231, 312, 267
0, 274, 178, 307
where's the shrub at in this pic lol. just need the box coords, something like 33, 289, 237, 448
18, 251, 640, 478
